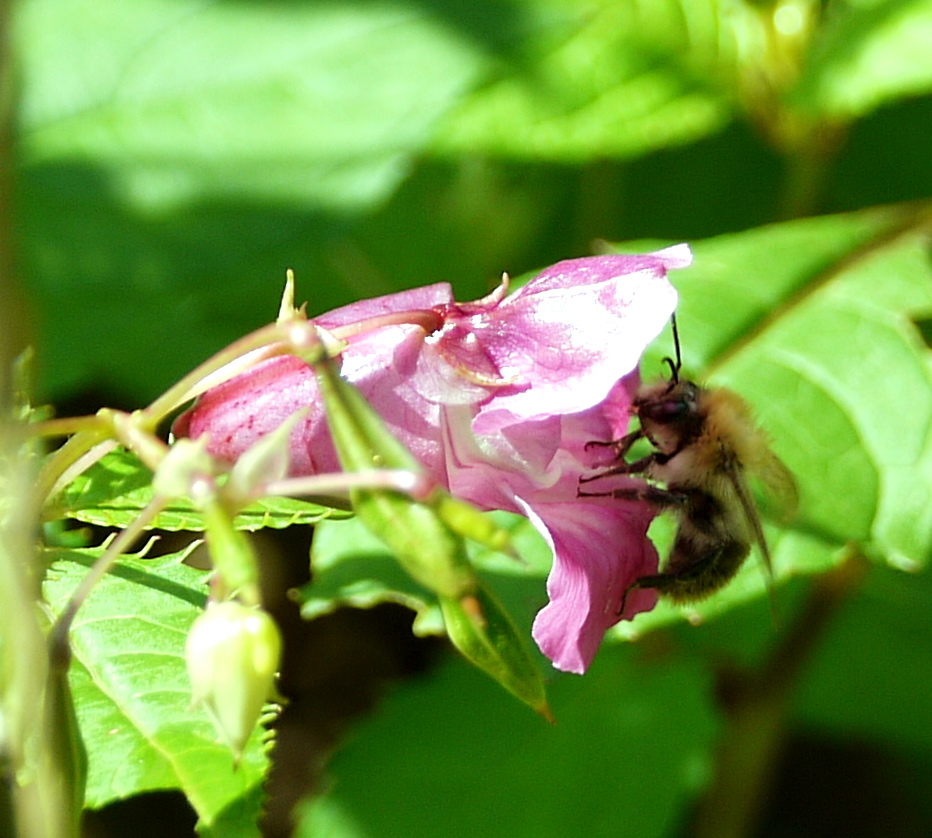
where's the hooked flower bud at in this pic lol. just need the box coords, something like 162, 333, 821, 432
186, 601, 282, 759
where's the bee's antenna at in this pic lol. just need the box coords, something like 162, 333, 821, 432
671, 313, 682, 373
661, 313, 682, 383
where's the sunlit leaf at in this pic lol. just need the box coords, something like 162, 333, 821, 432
303, 516, 444, 637
16, 0, 487, 210
303, 512, 550, 641
613, 204, 932, 634
432, 0, 734, 160
55, 448, 349, 531
795, 0, 932, 118
42, 544, 271, 831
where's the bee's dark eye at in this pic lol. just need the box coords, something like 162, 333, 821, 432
639, 395, 690, 425
658, 398, 688, 420
636, 380, 700, 426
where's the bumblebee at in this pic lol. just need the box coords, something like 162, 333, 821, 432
580, 317, 797, 609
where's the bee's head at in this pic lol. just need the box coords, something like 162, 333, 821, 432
635, 379, 701, 424
634, 379, 703, 453
633, 313, 703, 450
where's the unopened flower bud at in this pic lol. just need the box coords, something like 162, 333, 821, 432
153, 437, 214, 499
186, 601, 282, 759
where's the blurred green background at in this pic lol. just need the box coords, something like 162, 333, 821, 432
3, 0, 932, 836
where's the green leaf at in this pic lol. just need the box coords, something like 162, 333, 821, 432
303, 512, 551, 641
794, 0, 932, 119
54, 448, 349, 531
613, 204, 932, 633
305, 514, 551, 714
302, 517, 444, 637
432, 0, 733, 160
16, 0, 487, 210
42, 544, 270, 832
439, 583, 551, 719
294, 645, 718, 838
698, 210, 932, 562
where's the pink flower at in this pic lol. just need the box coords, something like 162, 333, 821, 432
177, 246, 690, 673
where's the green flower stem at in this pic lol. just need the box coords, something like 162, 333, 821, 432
40, 655, 87, 838
26, 413, 108, 438
32, 323, 304, 509
196, 488, 262, 606
18, 499, 165, 838
105, 409, 170, 471
146, 271, 444, 422
32, 428, 114, 514
313, 354, 476, 598
0, 448, 72, 838
262, 468, 432, 503
143, 320, 312, 421
35, 403, 172, 514
776, 122, 847, 220
311, 354, 423, 473
433, 494, 516, 558
148, 306, 441, 420
311, 351, 546, 710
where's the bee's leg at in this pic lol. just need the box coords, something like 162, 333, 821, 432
579, 449, 659, 485
616, 568, 682, 617
577, 483, 687, 508
617, 575, 652, 616
577, 485, 689, 617
617, 563, 692, 616
625, 572, 678, 594
584, 428, 643, 459
623, 540, 748, 612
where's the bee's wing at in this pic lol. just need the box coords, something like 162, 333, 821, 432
730, 466, 773, 575
729, 464, 779, 620
754, 448, 799, 522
